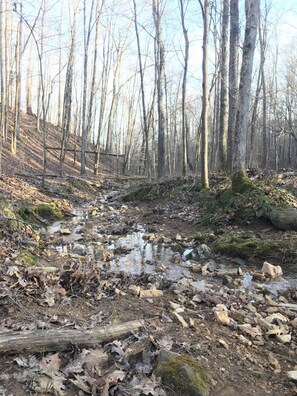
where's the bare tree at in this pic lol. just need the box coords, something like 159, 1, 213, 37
198, 0, 210, 189
81, 0, 95, 175
59, 1, 78, 174
11, 1, 23, 156
227, 0, 239, 172
218, 0, 229, 171
179, 0, 190, 177
153, 0, 166, 180
232, 0, 260, 192
133, 0, 150, 177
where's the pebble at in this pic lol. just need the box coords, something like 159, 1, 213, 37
213, 304, 230, 326
261, 261, 283, 278
238, 335, 252, 346
287, 371, 297, 382
276, 334, 291, 344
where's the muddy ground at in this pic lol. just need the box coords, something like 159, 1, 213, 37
0, 174, 297, 396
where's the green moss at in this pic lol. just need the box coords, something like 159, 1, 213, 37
212, 230, 297, 262
18, 201, 64, 223
155, 350, 210, 396
232, 171, 253, 194
2, 205, 20, 230
16, 250, 39, 266
122, 185, 158, 202
196, 179, 296, 228
34, 203, 64, 220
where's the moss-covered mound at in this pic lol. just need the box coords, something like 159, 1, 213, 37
0, 200, 67, 234
122, 177, 200, 203
197, 179, 296, 228
155, 350, 210, 396
17, 201, 66, 224
212, 230, 297, 263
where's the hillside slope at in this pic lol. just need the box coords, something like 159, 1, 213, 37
1, 110, 116, 177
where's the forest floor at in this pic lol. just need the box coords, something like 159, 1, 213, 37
0, 171, 297, 396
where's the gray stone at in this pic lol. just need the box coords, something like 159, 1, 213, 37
268, 207, 297, 231
155, 350, 210, 396
232, 257, 245, 266
196, 244, 212, 259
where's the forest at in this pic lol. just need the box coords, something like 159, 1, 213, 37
0, 0, 297, 395
0, 0, 296, 181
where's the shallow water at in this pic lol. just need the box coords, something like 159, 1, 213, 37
108, 231, 190, 281
46, 205, 297, 290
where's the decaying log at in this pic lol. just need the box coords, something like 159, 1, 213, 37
0, 319, 144, 355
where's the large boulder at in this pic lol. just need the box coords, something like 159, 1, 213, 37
268, 207, 297, 231
155, 350, 210, 396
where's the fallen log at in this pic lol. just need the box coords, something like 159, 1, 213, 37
0, 319, 144, 355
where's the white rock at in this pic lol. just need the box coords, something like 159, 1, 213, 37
213, 304, 230, 325
60, 228, 71, 235
265, 313, 289, 324
276, 334, 291, 344
238, 334, 252, 346
238, 324, 262, 338
287, 371, 297, 382
261, 261, 283, 278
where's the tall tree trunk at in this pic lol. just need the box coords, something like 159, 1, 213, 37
133, 0, 150, 178
94, 31, 111, 175
218, 0, 229, 171
26, 43, 34, 116
227, 0, 239, 172
153, 0, 166, 180
86, 1, 104, 146
0, 0, 3, 173
259, 16, 267, 169
198, 0, 210, 189
81, 0, 95, 175
59, 3, 77, 174
232, 0, 260, 192
179, 0, 189, 177
12, 2, 23, 156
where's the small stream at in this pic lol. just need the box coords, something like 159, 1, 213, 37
46, 203, 297, 293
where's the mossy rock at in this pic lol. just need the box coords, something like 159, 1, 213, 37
212, 230, 297, 262
268, 207, 297, 231
1, 205, 21, 230
17, 202, 64, 223
122, 185, 158, 202
197, 179, 297, 227
33, 203, 64, 220
16, 251, 39, 266
155, 350, 210, 396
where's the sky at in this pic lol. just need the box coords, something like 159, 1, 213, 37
7, 0, 297, 142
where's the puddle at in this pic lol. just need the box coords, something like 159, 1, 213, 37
46, 205, 297, 289
109, 232, 190, 281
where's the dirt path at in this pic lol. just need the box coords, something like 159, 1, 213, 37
0, 177, 297, 395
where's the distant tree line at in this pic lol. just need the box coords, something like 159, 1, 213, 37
0, 0, 295, 188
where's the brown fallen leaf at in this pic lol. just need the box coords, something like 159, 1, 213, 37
40, 353, 61, 376
155, 335, 173, 351
83, 347, 109, 374
100, 370, 126, 396
69, 373, 97, 394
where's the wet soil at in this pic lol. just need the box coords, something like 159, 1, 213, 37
0, 176, 297, 395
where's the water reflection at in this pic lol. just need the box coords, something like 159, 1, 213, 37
109, 232, 190, 281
